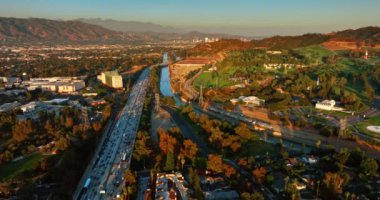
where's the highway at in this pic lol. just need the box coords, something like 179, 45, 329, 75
73, 68, 150, 200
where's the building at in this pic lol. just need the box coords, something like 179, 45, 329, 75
24, 77, 85, 94
238, 96, 265, 106
97, 70, 123, 89
266, 50, 282, 54
0, 101, 21, 113
315, 100, 343, 111
58, 81, 85, 93
173, 57, 212, 69
17, 101, 62, 121
154, 173, 189, 200
264, 63, 306, 70
2, 77, 22, 88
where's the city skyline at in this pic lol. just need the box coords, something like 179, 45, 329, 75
0, 0, 379, 36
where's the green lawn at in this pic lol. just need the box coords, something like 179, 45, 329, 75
0, 153, 50, 181
368, 115, 380, 124
355, 115, 380, 140
294, 45, 334, 65
193, 71, 234, 88
315, 108, 354, 118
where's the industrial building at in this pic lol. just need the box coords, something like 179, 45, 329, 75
23, 77, 85, 94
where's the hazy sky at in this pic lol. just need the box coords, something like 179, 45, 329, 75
1, 0, 379, 36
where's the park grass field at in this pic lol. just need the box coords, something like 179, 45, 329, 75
0, 153, 50, 181
193, 71, 234, 88
356, 115, 380, 140
294, 45, 334, 65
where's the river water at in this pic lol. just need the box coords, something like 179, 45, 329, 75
159, 66, 182, 106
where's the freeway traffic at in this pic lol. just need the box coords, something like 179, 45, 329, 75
73, 68, 151, 200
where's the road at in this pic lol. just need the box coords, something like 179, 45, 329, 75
73, 68, 151, 200
181, 69, 203, 100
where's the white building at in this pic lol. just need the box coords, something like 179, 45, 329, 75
20, 101, 43, 112
58, 81, 85, 93
230, 98, 240, 104
238, 96, 265, 106
24, 77, 85, 94
97, 70, 123, 89
315, 100, 343, 111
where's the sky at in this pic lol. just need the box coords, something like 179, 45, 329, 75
0, 0, 379, 36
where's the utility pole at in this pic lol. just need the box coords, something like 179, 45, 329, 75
155, 93, 160, 112
199, 85, 204, 105
316, 180, 320, 200
337, 117, 347, 150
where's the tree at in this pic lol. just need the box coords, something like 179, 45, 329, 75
102, 104, 112, 120
285, 180, 301, 200
65, 117, 74, 129
12, 120, 34, 141
158, 128, 177, 154
222, 135, 241, 152
44, 120, 55, 136
359, 158, 378, 177
241, 192, 264, 200
92, 122, 102, 132
180, 140, 198, 159
252, 167, 267, 184
56, 137, 70, 150
334, 148, 350, 171
164, 150, 175, 171
223, 164, 236, 178
209, 128, 224, 146
234, 123, 253, 142
322, 172, 344, 199
124, 169, 136, 185
189, 167, 203, 199
124, 169, 137, 200
207, 154, 223, 173
315, 140, 321, 148
133, 132, 153, 162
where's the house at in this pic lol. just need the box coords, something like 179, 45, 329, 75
315, 100, 343, 111
301, 156, 318, 165
230, 98, 240, 104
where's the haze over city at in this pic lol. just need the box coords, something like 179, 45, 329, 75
1, 0, 380, 36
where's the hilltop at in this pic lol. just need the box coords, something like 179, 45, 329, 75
189, 26, 380, 56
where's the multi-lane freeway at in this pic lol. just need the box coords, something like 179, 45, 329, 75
73, 68, 150, 200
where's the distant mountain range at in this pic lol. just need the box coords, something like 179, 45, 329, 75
0, 17, 127, 42
77, 18, 183, 33
0, 17, 243, 43
0, 17, 379, 49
